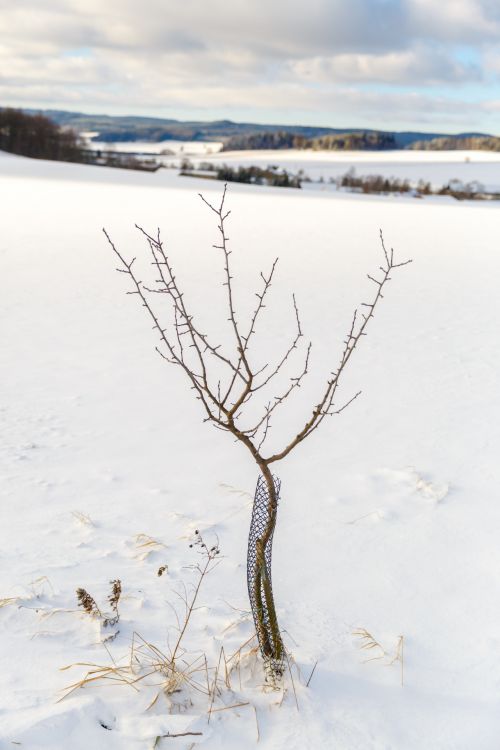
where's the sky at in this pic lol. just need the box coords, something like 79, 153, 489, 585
1, 0, 500, 133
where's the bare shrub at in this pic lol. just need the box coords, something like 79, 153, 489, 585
104, 187, 411, 680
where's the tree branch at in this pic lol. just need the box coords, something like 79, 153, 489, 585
105, 195, 411, 470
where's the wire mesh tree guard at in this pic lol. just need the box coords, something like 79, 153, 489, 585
247, 474, 285, 679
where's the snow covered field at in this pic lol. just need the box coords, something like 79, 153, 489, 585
87, 139, 223, 158
92, 142, 500, 191
2, 150, 500, 749
204, 148, 500, 191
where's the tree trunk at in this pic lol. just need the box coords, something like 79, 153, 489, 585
247, 464, 285, 679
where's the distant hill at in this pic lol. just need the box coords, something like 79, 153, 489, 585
24, 109, 350, 143
17, 108, 491, 150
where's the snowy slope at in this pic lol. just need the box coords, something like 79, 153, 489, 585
1, 152, 500, 749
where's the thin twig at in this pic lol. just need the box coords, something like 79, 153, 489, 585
305, 660, 318, 687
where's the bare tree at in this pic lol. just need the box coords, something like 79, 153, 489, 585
104, 186, 411, 680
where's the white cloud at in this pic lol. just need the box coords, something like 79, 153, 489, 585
290, 47, 481, 85
408, 0, 500, 42
0, 0, 499, 130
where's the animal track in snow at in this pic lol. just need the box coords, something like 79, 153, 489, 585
375, 466, 449, 505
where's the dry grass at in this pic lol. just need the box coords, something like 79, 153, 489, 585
0, 596, 20, 609
1, 576, 54, 610
353, 628, 387, 662
59, 627, 263, 721
71, 510, 94, 526
59, 662, 139, 701
153, 731, 203, 747
305, 660, 318, 687
130, 632, 211, 700
135, 534, 167, 560
388, 635, 404, 687
60, 532, 277, 734
63, 532, 223, 706
60, 530, 303, 736
354, 628, 405, 686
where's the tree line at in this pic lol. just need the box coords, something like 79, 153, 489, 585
180, 160, 302, 188
0, 109, 162, 171
221, 130, 396, 152
0, 108, 83, 161
409, 135, 500, 151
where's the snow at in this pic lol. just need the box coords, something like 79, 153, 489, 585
87, 139, 223, 157
1, 150, 500, 749
203, 148, 500, 191
86, 141, 500, 191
